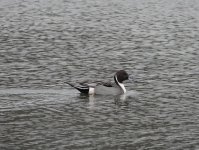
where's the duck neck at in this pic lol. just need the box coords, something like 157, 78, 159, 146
114, 75, 126, 93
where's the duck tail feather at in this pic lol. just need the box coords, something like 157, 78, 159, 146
66, 82, 89, 94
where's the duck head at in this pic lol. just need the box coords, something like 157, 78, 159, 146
114, 70, 129, 83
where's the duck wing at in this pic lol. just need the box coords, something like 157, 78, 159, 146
99, 81, 114, 87
81, 79, 114, 87
66, 79, 114, 93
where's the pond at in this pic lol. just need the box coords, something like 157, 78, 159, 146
0, 0, 199, 149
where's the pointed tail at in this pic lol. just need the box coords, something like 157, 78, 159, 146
66, 82, 89, 94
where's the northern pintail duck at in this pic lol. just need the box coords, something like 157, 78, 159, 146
66, 70, 130, 95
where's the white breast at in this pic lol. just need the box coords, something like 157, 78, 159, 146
118, 82, 126, 93
115, 76, 126, 94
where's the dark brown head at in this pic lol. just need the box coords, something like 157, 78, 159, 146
114, 70, 129, 83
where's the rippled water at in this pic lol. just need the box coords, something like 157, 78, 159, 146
0, 0, 199, 149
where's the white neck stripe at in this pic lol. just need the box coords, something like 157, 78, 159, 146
115, 76, 126, 94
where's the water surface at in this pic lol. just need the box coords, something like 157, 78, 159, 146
0, 0, 199, 149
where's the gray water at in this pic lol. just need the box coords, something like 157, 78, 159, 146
0, 0, 199, 149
